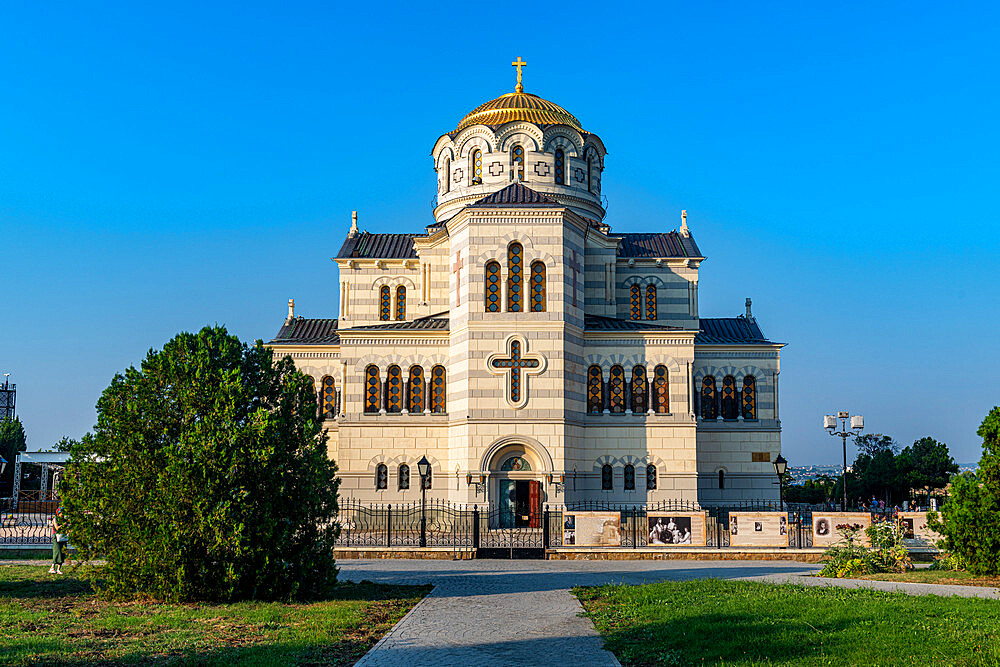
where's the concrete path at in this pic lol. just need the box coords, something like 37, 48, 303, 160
339, 559, 999, 667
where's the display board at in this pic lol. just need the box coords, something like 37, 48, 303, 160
646, 512, 708, 547
811, 512, 871, 547
728, 512, 789, 547
898, 512, 942, 549
562, 511, 621, 547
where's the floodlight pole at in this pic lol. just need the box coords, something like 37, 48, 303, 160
825, 413, 864, 512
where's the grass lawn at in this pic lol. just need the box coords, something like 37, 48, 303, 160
575, 579, 1000, 666
0, 564, 429, 666
853, 569, 1000, 588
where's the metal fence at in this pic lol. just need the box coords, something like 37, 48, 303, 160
1, 492, 58, 545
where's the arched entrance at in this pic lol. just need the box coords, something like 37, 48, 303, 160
486, 443, 546, 529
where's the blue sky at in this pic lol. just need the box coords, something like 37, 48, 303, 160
3, 2, 998, 464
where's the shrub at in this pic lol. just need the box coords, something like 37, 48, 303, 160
59, 326, 340, 602
819, 520, 911, 577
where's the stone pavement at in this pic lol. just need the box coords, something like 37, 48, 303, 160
339, 559, 1000, 666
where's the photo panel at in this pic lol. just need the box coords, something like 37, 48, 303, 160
646, 512, 707, 547
728, 512, 789, 547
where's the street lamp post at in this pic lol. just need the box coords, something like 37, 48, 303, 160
824, 412, 864, 511
773, 454, 788, 511
417, 456, 430, 548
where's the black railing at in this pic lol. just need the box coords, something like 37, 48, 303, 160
0, 496, 57, 545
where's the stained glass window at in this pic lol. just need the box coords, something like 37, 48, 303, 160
624, 464, 636, 490
630, 284, 641, 320
398, 464, 410, 490
602, 464, 613, 490
379, 286, 391, 321
500, 456, 531, 471
631, 365, 647, 413
653, 365, 669, 414
554, 149, 565, 184
364, 365, 380, 413
646, 464, 657, 490
430, 365, 446, 413
485, 261, 501, 312
512, 145, 524, 181
321, 375, 336, 419
722, 375, 738, 419
386, 365, 403, 413
471, 148, 482, 185
395, 286, 406, 320
701, 376, 717, 420
376, 464, 388, 490
408, 365, 425, 413
645, 285, 657, 320
742, 375, 757, 420
609, 365, 625, 413
530, 262, 545, 312
507, 242, 523, 312
587, 366, 604, 413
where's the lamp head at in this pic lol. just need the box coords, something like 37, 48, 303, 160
773, 454, 788, 477
417, 455, 431, 478
850, 415, 864, 430
823, 415, 836, 429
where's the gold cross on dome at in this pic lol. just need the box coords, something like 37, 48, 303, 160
512, 57, 527, 92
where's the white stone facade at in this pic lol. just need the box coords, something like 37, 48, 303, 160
269, 84, 784, 513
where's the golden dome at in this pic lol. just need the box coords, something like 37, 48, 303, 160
455, 92, 584, 133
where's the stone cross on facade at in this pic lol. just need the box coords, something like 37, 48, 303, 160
567, 250, 582, 307
453, 251, 464, 306
486, 336, 546, 409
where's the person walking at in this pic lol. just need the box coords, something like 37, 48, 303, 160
49, 507, 68, 575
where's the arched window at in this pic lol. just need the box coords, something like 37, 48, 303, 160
485, 261, 501, 312
742, 376, 757, 420
645, 285, 657, 320
631, 365, 647, 413
321, 375, 336, 419
376, 463, 388, 490
554, 148, 565, 184
364, 366, 380, 414
408, 365, 425, 413
701, 376, 717, 420
629, 284, 641, 320
646, 464, 657, 490
471, 148, 482, 185
601, 464, 613, 490
430, 365, 446, 413
587, 152, 594, 192
386, 365, 403, 413
379, 285, 391, 321
422, 465, 432, 490
441, 157, 450, 194
652, 365, 669, 413
718, 470, 726, 490
530, 261, 546, 312
398, 464, 410, 490
586, 365, 604, 413
395, 286, 406, 320
722, 375, 738, 419
507, 242, 523, 312
624, 464, 636, 491
511, 144, 524, 181
609, 365, 625, 413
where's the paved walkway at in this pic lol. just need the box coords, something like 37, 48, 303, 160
339, 559, 999, 666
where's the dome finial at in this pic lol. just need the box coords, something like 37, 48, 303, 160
511, 56, 527, 93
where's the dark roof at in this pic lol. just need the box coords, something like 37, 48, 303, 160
584, 314, 686, 332
341, 317, 449, 332
470, 182, 560, 207
270, 318, 340, 345
336, 232, 418, 259
616, 232, 702, 259
696, 317, 776, 344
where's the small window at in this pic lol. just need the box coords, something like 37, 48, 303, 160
395, 286, 406, 320
624, 464, 635, 491
653, 365, 669, 414
722, 375, 738, 419
398, 464, 410, 490
408, 366, 425, 413
601, 464, 613, 491
701, 376, 717, 420
646, 464, 657, 490
554, 148, 565, 185
379, 286, 391, 321
386, 365, 403, 413
631, 365, 647, 413
507, 242, 523, 312
586, 366, 604, 413
645, 285, 657, 320
471, 148, 482, 185
530, 262, 546, 312
718, 470, 725, 490
440, 157, 450, 195
485, 261, 501, 312
430, 365, 446, 413
752, 452, 771, 463
376, 464, 388, 490
364, 366, 381, 414
609, 365, 625, 413
629, 284, 641, 320
512, 145, 524, 181
742, 376, 757, 420
321, 375, 336, 419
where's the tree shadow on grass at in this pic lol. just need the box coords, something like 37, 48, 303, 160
0, 569, 94, 600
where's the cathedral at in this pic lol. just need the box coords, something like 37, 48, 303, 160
269, 60, 784, 519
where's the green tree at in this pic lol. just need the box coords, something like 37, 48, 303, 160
59, 326, 340, 601
929, 407, 1000, 574
0, 417, 27, 495
854, 433, 898, 457
898, 437, 958, 499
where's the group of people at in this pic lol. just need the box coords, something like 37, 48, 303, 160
648, 517, 692, 545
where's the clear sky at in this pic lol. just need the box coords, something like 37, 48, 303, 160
3, 2, 998, 464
